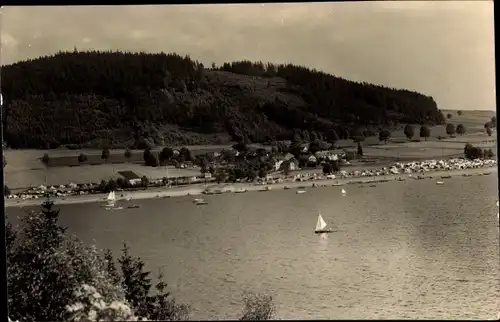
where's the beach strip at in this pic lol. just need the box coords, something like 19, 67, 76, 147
5, 166, 497, 208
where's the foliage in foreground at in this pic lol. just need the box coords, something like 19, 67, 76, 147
6, 200, 188, 321
5, 201, 277, 321
6, 201, 128, 321
239, 292, 276, 321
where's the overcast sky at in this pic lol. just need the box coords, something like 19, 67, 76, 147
0, 2, 495, 111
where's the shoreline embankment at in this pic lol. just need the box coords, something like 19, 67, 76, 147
5, 166, 497, 208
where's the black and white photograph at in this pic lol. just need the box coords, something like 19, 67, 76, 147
2, 2, 498, 321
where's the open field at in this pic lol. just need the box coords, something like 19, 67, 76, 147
4, 110, 496, 190
5, 131, 496, 191
440, 109, 496, 131
5, 164, 201, 192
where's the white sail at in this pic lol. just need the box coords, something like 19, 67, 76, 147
341, 188, 347, 196
315, 214, 327, 231
107, 191, 116, 201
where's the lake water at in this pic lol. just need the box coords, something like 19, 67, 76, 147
6, 174, 500, 320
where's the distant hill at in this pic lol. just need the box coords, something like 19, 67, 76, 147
0, 50, 445, 149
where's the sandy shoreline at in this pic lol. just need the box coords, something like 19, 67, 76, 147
5, 166, 497, 208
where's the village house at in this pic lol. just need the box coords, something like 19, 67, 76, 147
343, 149, 356, 161
117, 170, 142, 185
330, 149, 348, 160
278, 157, 299, 173
315, 150, 346, 162
307, 155, 318, 166
274, 159, 284, 171
314, 151, 330, 161
274, 152, 298, 171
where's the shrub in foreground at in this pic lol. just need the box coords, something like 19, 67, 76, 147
66, 284, 139, 321
6, 200, 188, 321
6, 201, 126, 321
239, 292, 276, 321
6, 201, 278, 321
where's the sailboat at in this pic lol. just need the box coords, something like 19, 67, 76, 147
314, 213, 334, 234
341, 188, 347, 196
107, 191, 116, 202
104, 191, 117, 208
193, 198, 208, 205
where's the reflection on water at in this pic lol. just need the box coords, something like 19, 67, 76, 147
6, 175, 499, 320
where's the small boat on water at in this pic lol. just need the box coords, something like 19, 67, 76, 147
195, 199, 208, 205
341, 188, 347, 196
259, 186, 271, 192
106, 191, 116, 202
296, 190, 307, 194
127, 205, 140, 209
314, 213, 334, 234
436, 181, 445, 185
234, 188, 247, 193
284, 186, 291, 190
104, 191, 117, 208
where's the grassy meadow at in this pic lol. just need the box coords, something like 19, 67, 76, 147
4, 110, 496, 190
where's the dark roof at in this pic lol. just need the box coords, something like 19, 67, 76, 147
118, 170, 141, 180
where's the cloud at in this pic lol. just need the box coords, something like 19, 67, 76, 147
1, 32, 18, 49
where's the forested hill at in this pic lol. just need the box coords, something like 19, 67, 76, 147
1, 50, 445, 149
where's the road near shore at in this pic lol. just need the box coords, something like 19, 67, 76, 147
5, 166, 497, 208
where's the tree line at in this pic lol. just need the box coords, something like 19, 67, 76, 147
464, 143, 495, 160
2, 50, 444, 149
402, 123, 468, 141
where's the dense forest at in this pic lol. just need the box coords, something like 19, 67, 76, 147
1, 50, 445, 149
